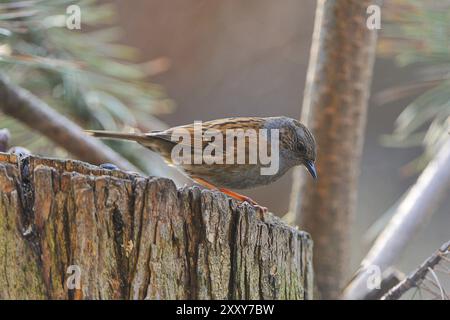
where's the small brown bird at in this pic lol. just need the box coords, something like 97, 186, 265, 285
87, 116, 317, 210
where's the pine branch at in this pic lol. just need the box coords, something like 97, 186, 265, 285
0, 74, 139, 172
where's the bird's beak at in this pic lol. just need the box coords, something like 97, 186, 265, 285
304, 161, 317, 180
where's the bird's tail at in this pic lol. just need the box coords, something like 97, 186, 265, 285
85, 130, 149, 143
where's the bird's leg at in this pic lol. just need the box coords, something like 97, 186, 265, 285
192, 177, 218, 190
219, 188, 268, 213
218, 188, 256, 205
192, 177, 267, 213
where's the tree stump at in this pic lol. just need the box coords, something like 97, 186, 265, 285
0, 153, 313, 299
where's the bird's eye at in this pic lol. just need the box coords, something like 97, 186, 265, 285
297, 143, 306, 154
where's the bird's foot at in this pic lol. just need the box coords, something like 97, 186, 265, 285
193, 177, 268, 213
218, 189, 268, 214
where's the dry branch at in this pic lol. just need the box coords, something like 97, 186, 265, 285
0, 153, 313, 299
343, 139, 450, 299
381, 241, 450, 300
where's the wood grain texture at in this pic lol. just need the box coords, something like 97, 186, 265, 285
0, 153, 313, 299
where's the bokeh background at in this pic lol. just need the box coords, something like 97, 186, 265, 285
0, 0, 448, 293
110, 0, 449, 278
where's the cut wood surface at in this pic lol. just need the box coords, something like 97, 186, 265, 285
0, 153, 313, 299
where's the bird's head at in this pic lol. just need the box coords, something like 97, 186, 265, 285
282, 119, 317, 179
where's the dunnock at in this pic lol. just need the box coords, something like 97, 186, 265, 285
87, 116, 316, 210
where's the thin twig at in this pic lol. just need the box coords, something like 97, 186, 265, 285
418, 282, 443, 300
427, 267, 446, 300
381, 240, 450, 300
423, 275, 442, 292
410, 287, 420, 300
434, 265, 450, 275
343, 140, 450, 299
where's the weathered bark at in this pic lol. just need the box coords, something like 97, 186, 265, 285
0, 153, 313, 299
289, 0, 380, 298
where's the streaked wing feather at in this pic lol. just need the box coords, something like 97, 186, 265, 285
155, 117, 267, 162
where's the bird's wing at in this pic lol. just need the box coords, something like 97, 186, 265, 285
87, 117, 270, 165
159, 117, 268, 164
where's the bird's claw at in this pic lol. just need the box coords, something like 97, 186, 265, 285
241, 196, 268, 214
253, 204, 268, 214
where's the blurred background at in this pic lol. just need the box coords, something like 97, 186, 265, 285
0, 0, 448, 297
110, 0, 449, 276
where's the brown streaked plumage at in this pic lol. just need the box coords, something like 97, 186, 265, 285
86, 116, 317, 211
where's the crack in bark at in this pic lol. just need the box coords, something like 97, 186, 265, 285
227, 201, 239, 299
187, 187, 203, 299
112, 207, 128, 298
0, 154, 313, 299
17, 157, 40, 249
